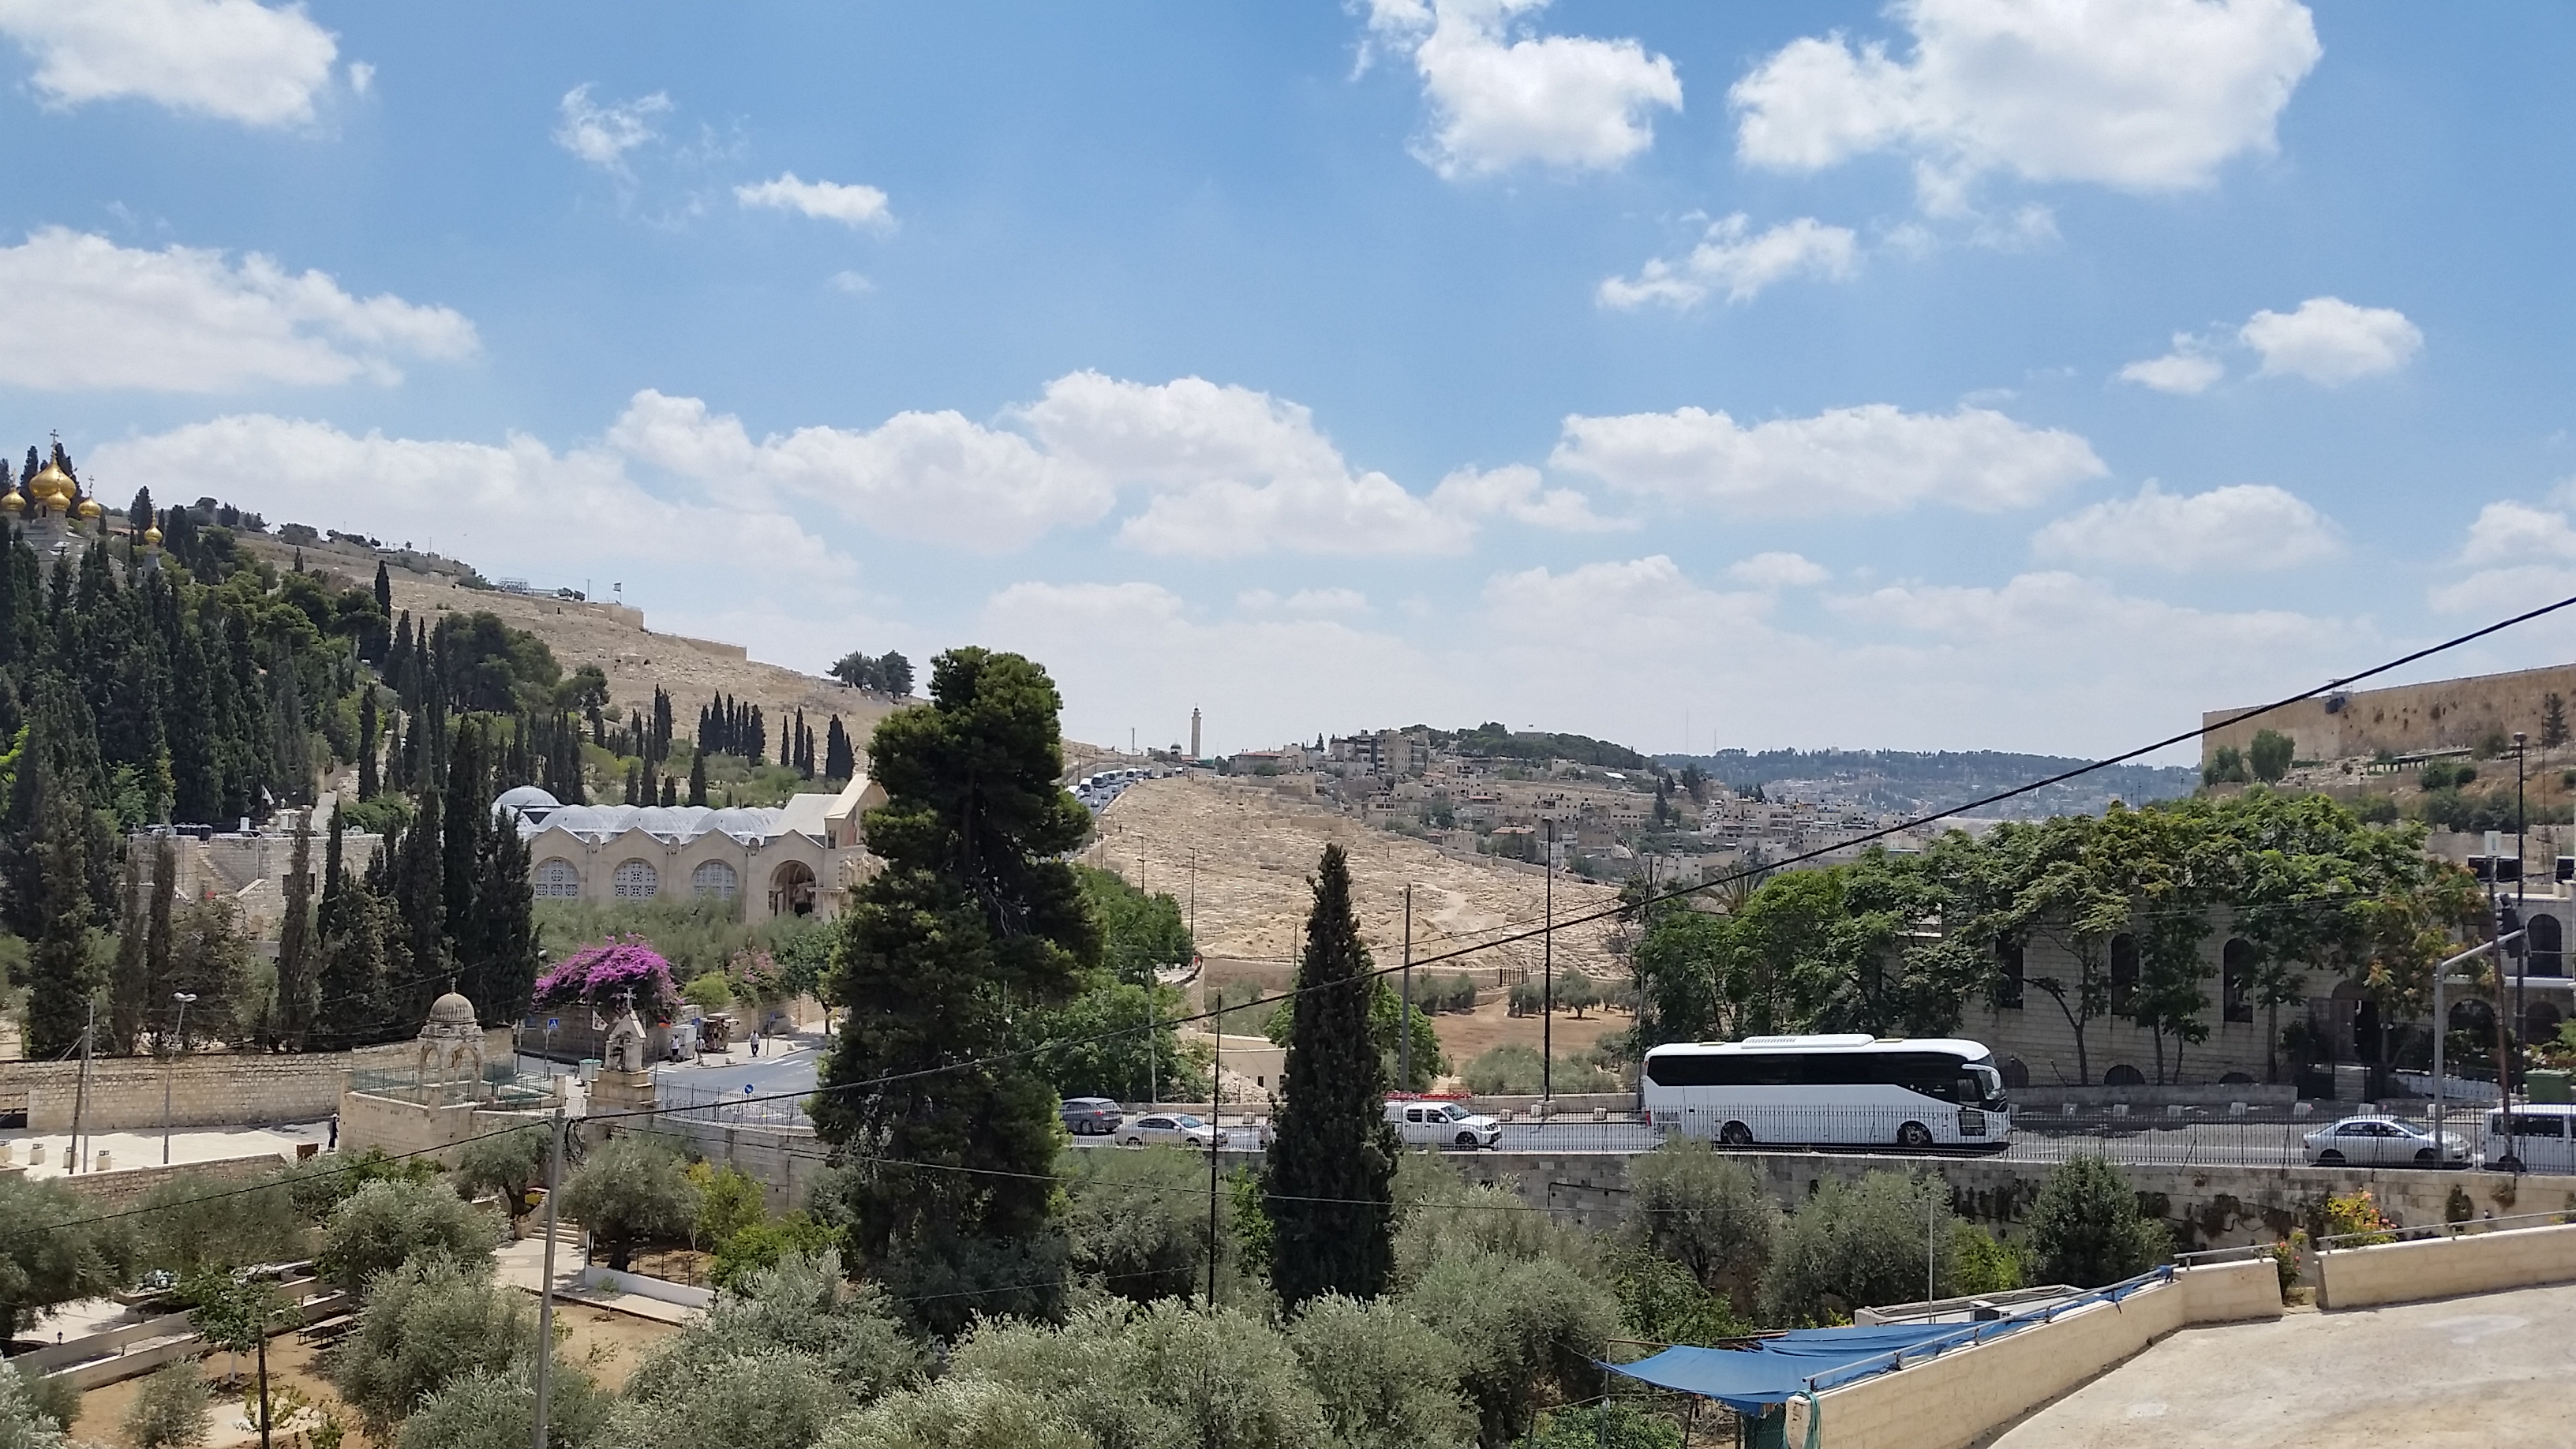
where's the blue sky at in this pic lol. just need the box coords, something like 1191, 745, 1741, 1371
4, 1, 2573, 759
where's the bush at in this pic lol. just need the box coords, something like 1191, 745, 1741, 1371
1760, 1171, 1960, 1327
942, 1299, 1325, 1449
682, 971, 734, 1014
1526, 1402, 1684, 1449
1286, 1294, 1475, 1449
1061, 1145, 1224, 1304
2419, 758, 2477, 792
1950, 1220, 2024, 1294
710, 1213, 843, 1290
1621, 1138, 1777, 1311
2319, 1187, 2394, 1247
690, 1163, 768, 1250
133, 1176, 305, 1279
279, 1147, 441, 1224
818, 1376, 1091, 1449
1402, 1246, 1619, 1446
452, 1127, 552, 1235
560, 1134, 698, 1271
0, 1359, 69, 1447
123, 1361, 211, 1449
603, 1350, 849, 1449
318, 1178, 500, 1295
624, 1251, 922, 1406
332, 1258, 532, 1432
2027, 1156, 2170, 1288
1608, 1247, 1750, 1346
395, 1365, 610, 1449
2248, 728, 2294, 784
2356, 793, 2400, 826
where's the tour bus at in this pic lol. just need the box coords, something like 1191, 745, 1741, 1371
1640, 1034, 2012, 1152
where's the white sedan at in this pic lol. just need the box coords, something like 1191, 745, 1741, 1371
2303, 1115, 2469, 1167
1118, 1113, 1229, 1150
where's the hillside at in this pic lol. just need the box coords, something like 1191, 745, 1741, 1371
1668, 747, 2198, 820
242, 530, 908, 747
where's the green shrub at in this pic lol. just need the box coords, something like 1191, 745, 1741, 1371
1402, 1246, 1619, 1446
710, 1214, 844, 1291
123, 1361, 211, 1449
1760, 1171, 1963, 1326
1526, 1402, 1683, 1449
2027, 1156, 2170, 1287
624, 1252, 923, 1407
332, 1258, 532, 1432
1286, 1294, 1475, 1449
317, 1178, 500, 1296
395, 1365, 610, 1449
1620, 1137, 1777, 1312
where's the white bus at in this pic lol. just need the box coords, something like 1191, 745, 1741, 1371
1641, 1034, 2012, 1151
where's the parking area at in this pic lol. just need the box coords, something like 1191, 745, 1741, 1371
1986, 1280, 2576, 1447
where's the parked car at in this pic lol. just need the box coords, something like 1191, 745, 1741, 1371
1061, 1097, 1124, 1136
1119, 1113, 1226, 1149
2303, 1114, 2469, 1167
1387, 1099, 1503, 1150
2481, 1103, 2576, 1173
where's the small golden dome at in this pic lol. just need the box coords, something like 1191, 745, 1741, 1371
29, 462, 69, 504
76, 498, 99, 522
143, 524, 162, 545
0, 491, 22, 514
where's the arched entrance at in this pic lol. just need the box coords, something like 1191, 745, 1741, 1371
2532, 913, 2564, 977
769, 860, 818, 918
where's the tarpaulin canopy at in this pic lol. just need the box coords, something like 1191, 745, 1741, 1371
1602, 1324, 1989, 1411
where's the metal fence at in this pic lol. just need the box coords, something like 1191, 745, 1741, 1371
655, 1082, 810, 1127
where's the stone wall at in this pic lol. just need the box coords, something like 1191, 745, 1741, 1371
616, 1114, 825, 1214
0, 1028, 515, 1133
1446, 1149, 2576, 1251
338, 1091, 552, 1164
2201, 661, 2576, 768
49, 1153, 286, 1212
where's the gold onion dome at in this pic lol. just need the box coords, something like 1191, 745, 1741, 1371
77, 498, 99, 522
0, 491, 21, 514
143, 524, 161, 545
30, 462, 69, 504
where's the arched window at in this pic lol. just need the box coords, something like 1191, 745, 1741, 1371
612, 859, 659, 900
2001, 1056, 2030, 1090
691, 859, 739, 900
2109, 934, 2138, 1017
1995, 939, 2025, 1010
534, 859, 581, 899
2221, 939, 2255, 1024
2102, 1064, 2147, 1087
2531, 913, 2564, 978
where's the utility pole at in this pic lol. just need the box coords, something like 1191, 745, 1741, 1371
1399, 885, 1413, 1090
162, 991, 196, 1166
68, 1000, 92, 1174
1207, 1000, 1221, 1309
1542, 819, 1556, 1106
2516, 732, 2529, 1082
532, 1103, 565, 1449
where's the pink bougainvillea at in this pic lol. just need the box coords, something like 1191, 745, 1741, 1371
534, 935, 680, 1009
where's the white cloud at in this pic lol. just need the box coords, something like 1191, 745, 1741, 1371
734, 172, 893, 230
1598, 215, 1859, 310
0, 227, 476, 391
2239, 296, 2422, 384
346, 60, 370, 95
1833, 569, 2350, 663
0, 0, 338, 127
2458, 501, 2576, 567
88, 414, 868, 665
1728, 551, 1831, 589
554, 84, 672, 175
1237, 587, 1370, 616
2032, 481, 2341, 572
2428, 564, 2576, 619
2117, 337, 2226, 394
828, 271, 874, 295
1730, 0, 2320, 206
1362, 0, 1682, 178
1550, 402, 2104, 516
605, 389, 1110, 553
1021, 373, 1616, 556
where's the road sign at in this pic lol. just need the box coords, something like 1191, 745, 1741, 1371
546, 1018, 560, 1032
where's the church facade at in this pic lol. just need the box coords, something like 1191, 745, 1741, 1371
497, 773, 886, 925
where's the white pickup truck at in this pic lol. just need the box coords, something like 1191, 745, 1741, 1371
1386, 1099, 1503, 1150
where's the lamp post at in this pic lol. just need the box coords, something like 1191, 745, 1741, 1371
2516, 732, 2529, 1085
162, 991, 197, 1166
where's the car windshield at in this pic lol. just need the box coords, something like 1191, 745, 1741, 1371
1436, 1103, 1470, 1121
2387, 1121, 2423, 1137
1173, 1115, 1204, 1129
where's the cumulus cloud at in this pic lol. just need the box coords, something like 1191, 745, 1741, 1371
554, 84, 672, 174
605, 390, 1110, 552
2032, 481, 2341, 572
1598, 215, 1859, 310
0, 227, 476, 391
1832, 568, 2350, 664
2239, 296, 2422, 384
1730, 0, 2320, 207
1425, 463, 1629, 533
734, 172, 894, 230
1549, 402, 2104, 516
1361, 0, 1682, 178
1728, 552, 1831, 589
1237, 587, 1370, 615
2117, 336, 2226, 395
0, 0, 339, 127
88, 414, 867, 664
2458, 500, 2576, 568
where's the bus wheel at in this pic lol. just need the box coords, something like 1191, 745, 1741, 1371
2500, 1155, 2524, 1174
1896, 1121, 1934, 1150
1718, 1121, 1754, 1148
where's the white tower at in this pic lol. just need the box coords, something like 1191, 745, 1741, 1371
1189, 707, 1202, 761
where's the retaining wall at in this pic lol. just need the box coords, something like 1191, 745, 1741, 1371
2316, 1221, 2576, 1310
620, 1114, 826, 1214
0, 1028, 513, 1133
338, 1091, 551, 1164
50, 1154, 286, 1212
1785, 1260, 2278, 1449
1444, 1150, 2576, 1249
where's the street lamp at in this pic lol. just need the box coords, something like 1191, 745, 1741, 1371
162, 991, 196, 1166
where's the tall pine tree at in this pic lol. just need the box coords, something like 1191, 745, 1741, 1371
275, 810, 315, 1048
1264, 842, 1398, 1308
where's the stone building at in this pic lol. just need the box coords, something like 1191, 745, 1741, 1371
498, 771, 885, 924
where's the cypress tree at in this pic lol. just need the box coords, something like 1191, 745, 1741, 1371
146, 835, 174, 1038
1264, 841, 1398, 1308
275, 810, 315, 1048
687, 748, 707, 807
659, 775, 676, 807
356, 688, 380, 799
467, 807, 536, 1024
825, 716, 855, 781
21, 766, 100, 1058
108, 845, 148, 1054
373, 560, 391, 618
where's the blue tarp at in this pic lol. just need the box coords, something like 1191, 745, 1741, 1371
1602, 1324, 1979, 1410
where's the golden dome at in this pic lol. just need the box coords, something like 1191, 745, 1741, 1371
0, 492, 21, 514
76, 498, 99, 522
143, 524, 162, 545
29, 462, 69, 504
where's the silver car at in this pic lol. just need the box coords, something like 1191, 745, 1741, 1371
2303, 1114, 2469, 1167
1118, 1113, 1227, 1149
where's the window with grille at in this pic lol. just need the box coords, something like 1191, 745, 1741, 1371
691, 859, 739, 900
612, 859, 659, 900
534, 859, 581, 899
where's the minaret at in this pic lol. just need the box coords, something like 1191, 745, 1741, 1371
1189, 707, 1202, 761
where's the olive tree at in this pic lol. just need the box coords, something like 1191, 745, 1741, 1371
1759, 1171, 1961, 1327
319, 1178, 500, 1295
622, 1252, 922, 1407
601, 1351, 848, 1449
1401, 1246, 1619, 1447
0, 1360, 66, 1449
332, 1258, 533, 1433
122, 1361, 210, 1449
453, 1125, 552, 1238
818, 1376, 1090, 1449
396, 1365, 611, 1449
1619, 1137, 1778, 1313
559, 1134, 698, 1271
1286, 1294, 1476, 1449
2027, 1155, 2169, 1288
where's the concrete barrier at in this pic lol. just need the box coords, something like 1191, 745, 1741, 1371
2315, 1220, 2576, 1310
1788, 1260, 2279, 1449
